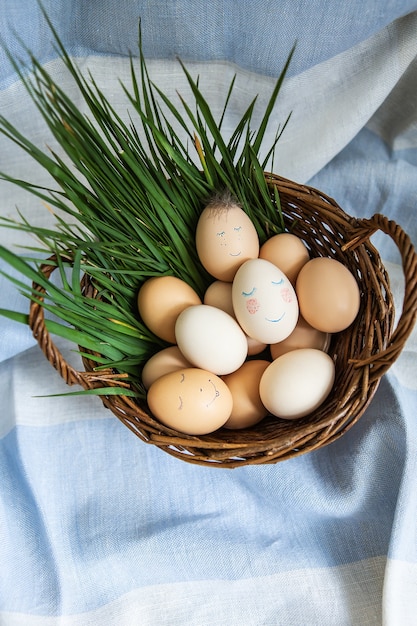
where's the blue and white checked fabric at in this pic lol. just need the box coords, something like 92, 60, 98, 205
1, 2, 417, 624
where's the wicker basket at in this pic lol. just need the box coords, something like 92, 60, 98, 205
28, 173, 417, 468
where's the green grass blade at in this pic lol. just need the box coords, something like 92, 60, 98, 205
34, 387, 140, 398
251, 43, 296, 157
0, 309, 29, 325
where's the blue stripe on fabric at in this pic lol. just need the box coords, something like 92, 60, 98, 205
0, 557, 388, 625
1, 0, 417, 88
0, 374, 414, 615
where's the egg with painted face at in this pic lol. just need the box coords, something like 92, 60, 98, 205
232, 258, 299, 344
195, 200, 259, 281
147, 368, 233, 435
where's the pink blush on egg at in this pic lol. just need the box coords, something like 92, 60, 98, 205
280, 287, 293, 303
246, 298, 260, 314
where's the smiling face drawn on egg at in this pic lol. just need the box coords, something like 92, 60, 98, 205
195, 202, 259, 281
147, 368, 234, 435
242, 278, 291, 322
232, 259, 299, 344
177, 371, 220, 411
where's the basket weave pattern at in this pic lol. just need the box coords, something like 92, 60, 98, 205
29, 174, 417, 467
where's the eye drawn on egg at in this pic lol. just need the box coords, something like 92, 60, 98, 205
229, 226, 243, 256
266, 279, 290, 322
178, 372, 185, 410
177, 372, 220, 411
229, 224, 243, 256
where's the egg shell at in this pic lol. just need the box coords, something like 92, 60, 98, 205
204, 281, 267, 355
204, 280, 235, 317
259, 348, 335, 420
222, 360, 270, 429
137, 275, 201, 343
296, 257, 360, 333
270, 315, 330, 360
175, 304, 248, 375
246, 336, 267, 356
142, 346, 192, 389
147, 368, 233, 435
195, 204, 259, 281
259, 232, 310, 285
232, 258, 299, 344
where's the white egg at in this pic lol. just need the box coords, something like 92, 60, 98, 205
204, 280, 267, 355
232, 258, 299, 344
259, 348, 335, 419
175, 304, 248, 375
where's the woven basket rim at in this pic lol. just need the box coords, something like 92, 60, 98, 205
28, 173, 417, 468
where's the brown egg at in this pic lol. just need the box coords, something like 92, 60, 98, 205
259, 232, 310, 285
296, 257, 360, 333
204, 280, 235, 317
196, 203, 259, 281
142, 346, 192, 389
147, 368, 233, 435
222, 360, 270, 429
246, 336, 268, 356
270, 315, 330, 359
137, 276, 201, 343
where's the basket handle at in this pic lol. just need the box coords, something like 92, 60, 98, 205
28, 258, 129, 390
343, 213, 417, 376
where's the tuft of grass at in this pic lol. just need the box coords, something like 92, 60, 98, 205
0, 9, 294, 395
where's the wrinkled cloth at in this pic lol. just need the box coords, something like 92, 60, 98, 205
1, 2, 417, 624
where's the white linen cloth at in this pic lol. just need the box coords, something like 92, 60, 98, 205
1, 1, 417, 624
